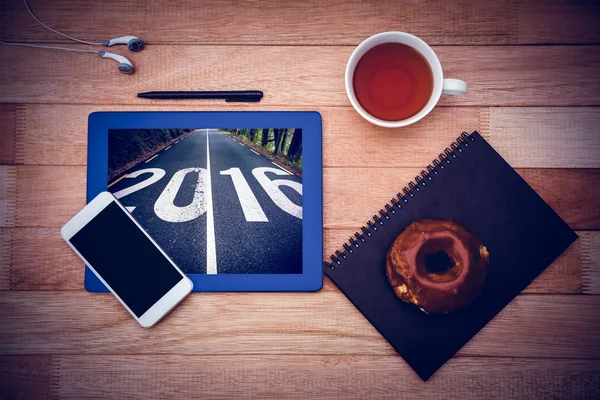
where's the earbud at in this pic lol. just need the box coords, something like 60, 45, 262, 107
10, 0, 141, 76
98, 51, 134, 75
102, 36, 144, 52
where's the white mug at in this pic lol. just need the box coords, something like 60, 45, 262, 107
345, 32, 467, 128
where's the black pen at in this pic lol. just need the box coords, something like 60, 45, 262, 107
137, 90, 263, 102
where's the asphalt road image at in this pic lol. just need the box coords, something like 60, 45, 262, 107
108, 129, 302, 274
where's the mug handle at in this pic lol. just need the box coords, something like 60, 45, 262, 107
442, 78, 467, 95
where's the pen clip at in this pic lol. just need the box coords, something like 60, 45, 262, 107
225, 96, 261, 103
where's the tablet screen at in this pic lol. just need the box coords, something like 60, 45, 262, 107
107, 128, 302, 275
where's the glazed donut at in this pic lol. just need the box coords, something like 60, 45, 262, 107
386, 219, 489, 314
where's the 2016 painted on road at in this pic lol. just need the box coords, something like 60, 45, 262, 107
112, 167, 302, 223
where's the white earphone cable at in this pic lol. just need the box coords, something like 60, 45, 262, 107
0, 40, 99, 54
22, 0, 103, 46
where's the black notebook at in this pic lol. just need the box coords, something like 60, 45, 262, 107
324, 131, 578, 381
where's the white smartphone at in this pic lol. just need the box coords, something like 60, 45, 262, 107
61, 191, 193, 327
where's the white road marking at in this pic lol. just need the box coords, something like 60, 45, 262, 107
154, 168, 207, 222
220, 168, 268, 222
112, 168, 166, 215
205, 129, 218, 274
252, 167, 302, 219
238, 142, 244, 146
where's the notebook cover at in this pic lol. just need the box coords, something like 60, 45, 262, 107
325, 132, 578, 381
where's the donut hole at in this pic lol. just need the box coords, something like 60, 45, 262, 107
415, 238, 457, 277
424, 251, 454, 273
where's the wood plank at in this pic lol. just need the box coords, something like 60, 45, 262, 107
0, 46, 599, 106
0, 229, 9, 291
515, 169, 600, 232
0, 166, 16, 228
323, 106, 600, 168
0, 292, 598, 358
4, 165, 85, 228
1, 103, 88, 166
47, 355, 598, 399
0, 0, 517, 46
518, 0, 600, 44
0, 356, 53, 400
582, 231, 600, 296
2, 166, 597, 230
489, 107, 600, 169
2, 104, 600, 168
1, 227, 595, 294
0, 104, 18, 164
0, 228, 83, 291
3, 0, 600, 45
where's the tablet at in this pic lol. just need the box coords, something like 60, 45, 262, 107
87, 111, 322, 291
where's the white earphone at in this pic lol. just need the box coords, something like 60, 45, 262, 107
102, 36, 144, 52
0, 0, 143, 75
98, 51, 135, 75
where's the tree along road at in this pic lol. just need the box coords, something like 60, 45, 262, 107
108, 129, 303, 274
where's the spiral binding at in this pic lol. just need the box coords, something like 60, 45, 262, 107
323, 131, 477, 271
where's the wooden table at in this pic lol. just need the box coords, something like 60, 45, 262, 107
1, 0, 599, 398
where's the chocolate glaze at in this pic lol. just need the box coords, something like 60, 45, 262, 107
386, 219, 489, 314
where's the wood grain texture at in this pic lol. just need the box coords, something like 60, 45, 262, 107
0, 228, 83, 291
1, 227, 595, 294
2, 166, 598, 230
0, 46, 599, 106
489, 107, 600, 169
50, 356, 600, 399
581, 231, 600, 296
5, 165, 86, 228
1, 355, 597, 400
518, 0, 600, 44
3, 0, 600, 45
0, 356, 53, 400
4, 104, 600, 168
0, 229, 9, 291
0, 291, 598, 358
1, 0, 518, 45
0, 104, 18, 164
0, 166, 16, 228
2, 355, 599, 399
515, 169, 600, 231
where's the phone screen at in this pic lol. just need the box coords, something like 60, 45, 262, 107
70, 201, 184, 317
